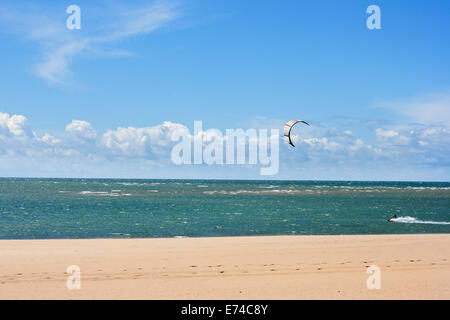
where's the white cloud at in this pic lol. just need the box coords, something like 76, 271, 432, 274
405, 94, 450, 126
0, 1, 180, 83
375, 128, 411, 145
375, 92, 450, 126
1, 111, 449, 178
0, 112, 31, 137
105, 2, 179, 40
40, 133, 61, 145
101, 121, 187, 157
36, 40, 90, 83
375, 128, 398, 138
66, 120, 97, 140
348, 139, 366, 151
302, 137, 343, 152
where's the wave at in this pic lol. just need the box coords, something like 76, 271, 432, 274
391, 216, 450, 225
79, 191, 109, 195
79, 191, 132, 197
204, 189, 297, 195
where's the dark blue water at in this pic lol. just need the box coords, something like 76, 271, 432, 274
0, 178, 449, 239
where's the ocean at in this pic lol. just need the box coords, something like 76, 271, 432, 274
0, 178, 449, 239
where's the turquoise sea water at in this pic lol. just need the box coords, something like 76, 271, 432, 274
0, 178, 449, 239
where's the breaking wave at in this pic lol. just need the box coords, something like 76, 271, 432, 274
391, 216, 450, 225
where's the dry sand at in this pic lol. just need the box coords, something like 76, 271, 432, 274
0, 234, 449, 299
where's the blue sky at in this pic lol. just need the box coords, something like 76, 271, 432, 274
0, 0, 449, 180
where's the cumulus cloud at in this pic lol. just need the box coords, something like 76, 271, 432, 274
375, 128, 411, 145
0, 112, 55, 157
40, 133, 61, 145
0, 111, 449, 178
66, 120, 97, 140
279, 120, 450, 170
102, 121, 188, 158
0, 112, 31, 137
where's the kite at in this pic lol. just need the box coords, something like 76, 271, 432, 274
284, 120, 309, 147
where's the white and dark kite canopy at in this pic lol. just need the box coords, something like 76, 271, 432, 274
284, 120, 309, 147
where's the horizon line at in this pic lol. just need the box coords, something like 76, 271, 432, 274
1, 176, 449, 183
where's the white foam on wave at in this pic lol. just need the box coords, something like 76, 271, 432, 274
79, 191, 131, 197
116, 182, 148, 186
79, 191, 109, 195
203, 186, 450, 196
391, 216, 450, 225
204, 189, 297, 195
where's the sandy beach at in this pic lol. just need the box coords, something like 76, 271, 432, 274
0, 234, 449, 300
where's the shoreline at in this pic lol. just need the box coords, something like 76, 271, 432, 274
1, 232, 449, 241
1, 234, 449, 299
